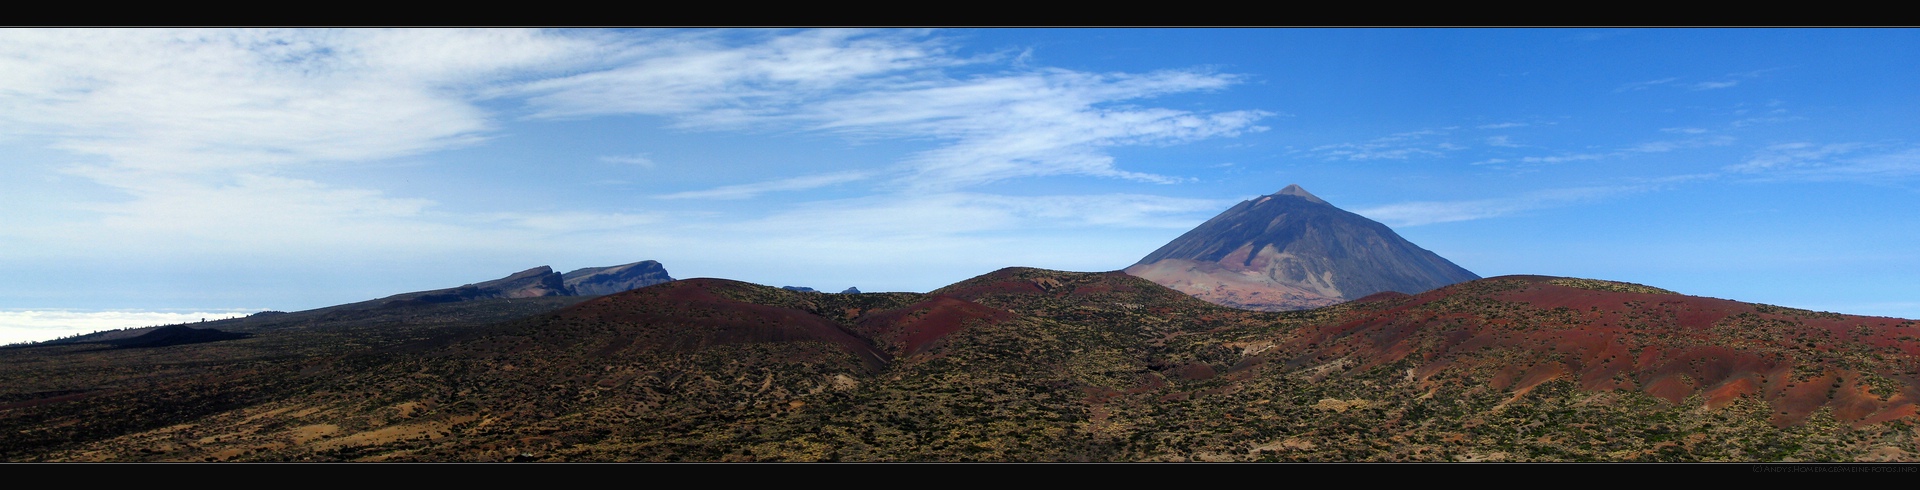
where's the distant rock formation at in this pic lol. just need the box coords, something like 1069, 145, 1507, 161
380, 266, 569, 307
477, 266, 571, 298
776, 286, 867, 294
1126, 184, 1479, 311
381, 261, 675, 308
562, 261, 674, 296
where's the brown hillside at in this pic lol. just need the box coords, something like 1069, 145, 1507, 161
1271, 276, 1920, 427
853, 296, 1015, 358
543, 278, 890, 373
6, 269, 1919, 462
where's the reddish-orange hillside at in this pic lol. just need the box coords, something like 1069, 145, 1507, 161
854, 296, 1016, 358
1274, 275, 1920, 427
549, 278, 892, 372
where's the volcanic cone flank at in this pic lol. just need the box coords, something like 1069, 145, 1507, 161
1126, 184, 1478, 311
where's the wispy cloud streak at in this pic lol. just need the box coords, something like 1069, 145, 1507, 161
1727, 143, 1920, 181
1614, 77, 1678, 92
522, 34, 1269, 189
656, 171, 872, 200
1353, 186, 1650, 227
0, 29, 620, 255
1303, 128, 1460, 161
0, 29, 1271, 267
600, 154, 657, 167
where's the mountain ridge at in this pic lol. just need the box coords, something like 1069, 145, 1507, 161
382, 261, 677, 308
22, 260, 676, 348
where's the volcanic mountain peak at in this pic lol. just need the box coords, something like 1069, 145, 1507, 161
1127, 184, 1478, 311
1275, 184, 1326, 204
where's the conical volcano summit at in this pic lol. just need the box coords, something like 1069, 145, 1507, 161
1126, 184, 1479, 311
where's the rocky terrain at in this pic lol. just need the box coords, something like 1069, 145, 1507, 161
562, 261, 675, 297
380, 261, 677, 307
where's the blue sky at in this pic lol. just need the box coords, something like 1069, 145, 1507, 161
2, 28, 1917, 342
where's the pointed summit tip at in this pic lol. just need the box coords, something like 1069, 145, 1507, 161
1276, 184, 1327, 204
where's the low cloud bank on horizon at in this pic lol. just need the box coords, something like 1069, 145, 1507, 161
0, 310, 266, 345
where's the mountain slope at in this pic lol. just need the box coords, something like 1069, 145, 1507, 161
1126, 185, 1479, 311
9, 268, 1917, 462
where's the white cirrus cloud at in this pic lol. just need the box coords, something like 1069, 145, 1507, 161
0, 29, 597, 173
1614, 77, 1678, 93
516, 29, 963, 124
1821, 148, 1920, 180
800, 69, 1268, 189
655, 171, 873, 200
518, 31, 1268, 190
1730, 115, 1803, 127
0, 29, 1274, 293
8, 28, 1264, 212
1628, 135, 1736, 153
0, 28, 629, 259
1353, 186, 1648, 227
1518, 153, 1606, 164
1727, 143, 1920, 182
1725, 142, 1867, 173
599, 154, 657, 167
1304, 128, 1461, 161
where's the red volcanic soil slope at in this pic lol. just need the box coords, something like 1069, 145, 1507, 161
854, 296, 1015, 358
534, 278, 894, 372
509, 275, 1089, 372
1277, 275, 1920, 427
932, 266, 1215, 311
